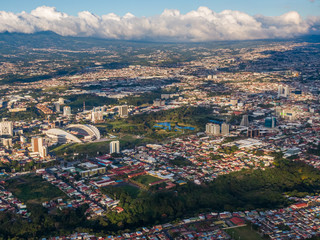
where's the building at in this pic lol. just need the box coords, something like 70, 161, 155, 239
2, 138, 12, 148
0, 120, 13, 136
153, 99, 166, 107
206, 123, 221, 136
32, 137, 43, 153
54, 103, 60, 113
221, 123, 230, 136
278, 85, 290, 98
247, 129, 260, 138
40, 146, 48, 158
91, 110, 103, 123
240, 115, 249, 127
58, 97, 65, 105
63, 106, 71, 116
265, 117, 277, 128
110, 141, 120, 154
119, 105, 128, 118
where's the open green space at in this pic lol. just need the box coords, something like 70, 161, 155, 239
52, 141, 111, 158
101, 184, 142, 199
6, 175, 67, 204
65, 94, 117, 111
225, 225, 265, 240
132, 174, 162, 186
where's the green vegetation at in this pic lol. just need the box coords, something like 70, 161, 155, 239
170, 156, 192, 167
0, 160, 57, 173
5, 175, 67, 204
1, 160, 320, 238
101, 184, 142, 199
119, 92, 161, 106
52, 141, 111, 158
225, 225, 266, 240
65, 94, 117, 111
0, 107, 43, 121
132, 174, 162, 186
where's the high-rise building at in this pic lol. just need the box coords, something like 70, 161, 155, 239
54, 103, 60, 113
119, 105, 128, 118
91, 111, 103, 123
0, 119, 13, 136
110, 141, 120, 154
221, 123, 230, 136
2, 138, 12, 148
58, 97, 65, 105
265, 117, 277, 128
278, 85, 290, 98
40, 146, 48, 158
63, 106, 71, 116
240, 115, 249, 127
32, 137, 44, 153
205, 123, 220, 136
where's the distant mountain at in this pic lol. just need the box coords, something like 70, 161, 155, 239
0, 31, 319, 51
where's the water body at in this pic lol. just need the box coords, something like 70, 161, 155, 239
154, 122, 195, 131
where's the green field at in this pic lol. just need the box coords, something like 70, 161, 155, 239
6, 175, 68, 204
132, 174, 162, 186
225, 225, 265, 240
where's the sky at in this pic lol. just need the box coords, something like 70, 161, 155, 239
1, 0, 320, 17
0, 0, 319, 42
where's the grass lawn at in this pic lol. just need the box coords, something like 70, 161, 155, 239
6, 174, 68, 204
225, 225, 265, 240
132, 174, 162, 186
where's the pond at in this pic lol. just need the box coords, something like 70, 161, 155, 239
153, 122, 195, 131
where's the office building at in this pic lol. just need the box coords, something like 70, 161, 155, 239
0, 120, 13, 136
110, 140, 120, 154
265, 117, 277, 128
119, 105, 128, 118
240, 115, 249, 127
63, 106, 71, 116
278, 85, 290, 98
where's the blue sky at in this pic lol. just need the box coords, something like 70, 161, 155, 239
1, 0, 319, 17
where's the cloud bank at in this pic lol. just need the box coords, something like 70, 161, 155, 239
0, 6, 319, 42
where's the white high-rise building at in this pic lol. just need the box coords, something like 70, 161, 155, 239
0, 120, 13, 136
40, 146, 48, 158
58, 98, 65, 105
91, 111, 103, 123
278, 85, 290, 98
221, 123, 230, 136
205, 123, 220, 136
110, 140, 120, 154
55, 103, 60, 112
119, 105, 128, 118
63, 106, 71, 116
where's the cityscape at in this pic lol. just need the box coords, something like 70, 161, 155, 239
1, 1, 320, 240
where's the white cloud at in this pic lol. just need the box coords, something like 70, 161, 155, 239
0, 6, 318, 42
